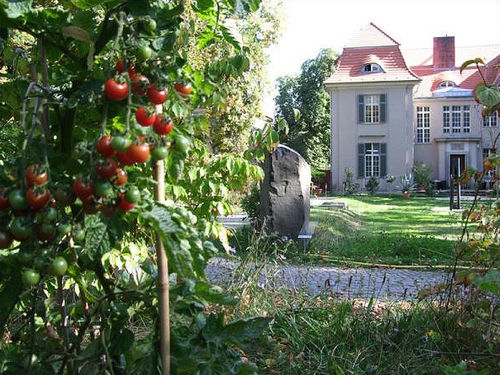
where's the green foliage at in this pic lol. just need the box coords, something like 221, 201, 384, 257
364, 176, 379, 195
275, 48, 337, 169
240, 184, 261, 222
342, 167, 359, 195
412, 161, 433, 190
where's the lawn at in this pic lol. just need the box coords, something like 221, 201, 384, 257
300, 195, 471, 267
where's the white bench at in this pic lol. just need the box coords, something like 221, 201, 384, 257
297, 221, 318, 251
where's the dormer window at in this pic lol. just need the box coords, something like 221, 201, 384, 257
438, 80, 456, 89
362, 63, 383, 73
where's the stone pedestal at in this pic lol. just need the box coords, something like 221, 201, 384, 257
260, 145, 311, 239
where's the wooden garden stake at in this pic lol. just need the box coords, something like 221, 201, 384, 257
154, 104, 170, 375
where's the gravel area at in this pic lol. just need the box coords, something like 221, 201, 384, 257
206, 257, 450, 301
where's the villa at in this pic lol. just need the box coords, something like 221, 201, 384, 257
324, 23, 500, 191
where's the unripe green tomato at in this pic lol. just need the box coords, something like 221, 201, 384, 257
95, 180, 114, 198
22, 269, 40, 286
72, 227, 85, 243
51, 256, 68, 276
45, 207, 58, 221
58, 223, 72, 235
174, 135, 191, 154
144, 17, 157, 32
8, 189, 28, 210
151, 146, 168, 160
137, 45, 152, 62
111, 136, 132, 152
125, 187, 141, 203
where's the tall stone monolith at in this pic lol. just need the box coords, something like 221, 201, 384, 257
259, 145, 311, 239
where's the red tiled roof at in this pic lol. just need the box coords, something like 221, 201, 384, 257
411, 50, 500, 97
324, 45, 420, 84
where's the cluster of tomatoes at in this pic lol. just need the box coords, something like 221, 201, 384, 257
0, 58, 193, 286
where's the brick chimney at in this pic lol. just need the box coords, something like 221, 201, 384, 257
433, 36, 455, 70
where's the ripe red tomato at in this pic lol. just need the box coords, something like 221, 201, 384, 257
104, 78, 129, 101
73, 178, 94, 199
0, 187, 9, 211
115, 58, 126, 74
174, 82, 192, 96
118, 193, 135, 211
126, 143, 150, 163
116, 152, 135, 166
82, 199, 99, 215
27, 187, 51, 209
25, 165, 48, 186
115, 59, 135, 77
0, 231, 13, 249
97, 135, 116, 157
96, 158, 118, 179
153, 116, 174, 136
147, 85, 168, 105
112, 168, 128, 186
131, 74, 150, 96
135, 107, 156, 127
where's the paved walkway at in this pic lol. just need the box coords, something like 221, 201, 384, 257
206, 257, 450, 300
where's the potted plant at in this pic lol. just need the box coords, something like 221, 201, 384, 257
398, 173, 414, 198
412, 161, 432, 192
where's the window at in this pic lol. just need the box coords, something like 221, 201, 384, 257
365, 95, 380, 123
463, 106, 470, 133
483, 148, 497, 178
416, 106, 430, 143
362, 63, 383, 73
484, 112, 498, 127
358, 143, 387, 178
445, 105, 471, 133
452, 106, 461, 133
443, 106, 450, 133
358, 94, 386, 124
438, 81, 456, 89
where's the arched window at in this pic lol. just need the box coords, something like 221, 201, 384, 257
438, 80, 456, 89
362, 63, 383, 73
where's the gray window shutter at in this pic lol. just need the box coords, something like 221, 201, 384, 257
380, 94, 387, 123
358, 95, 364, 123
358, 143, 365, 178
380, 143, 387, 177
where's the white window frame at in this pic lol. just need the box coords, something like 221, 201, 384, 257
484, 113, 498, 127
452, 105, 461, 133
364, 143, 380, 178
364, 95, 380, 124
443, 106, 450, 133
462, 106, 471, 133
416, 106, 431, 143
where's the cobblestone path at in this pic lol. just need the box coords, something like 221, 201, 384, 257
205, 257, 451, 300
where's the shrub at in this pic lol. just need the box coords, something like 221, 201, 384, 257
241, 185, 261, 222
343, 167, 359, 195
413, 161, 432, 190
365, 176, 379, 195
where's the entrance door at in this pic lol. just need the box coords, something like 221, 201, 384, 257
450, 154, 466, 178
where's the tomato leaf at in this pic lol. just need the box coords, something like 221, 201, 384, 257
475, 84, 500, 106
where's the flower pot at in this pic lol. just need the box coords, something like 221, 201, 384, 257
402, 191, 412, 198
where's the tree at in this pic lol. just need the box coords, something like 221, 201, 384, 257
275, 48, 337, 170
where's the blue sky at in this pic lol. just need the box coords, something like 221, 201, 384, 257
263, 0, 500, 117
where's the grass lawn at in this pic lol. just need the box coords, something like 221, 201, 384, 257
297, 194, 471, 267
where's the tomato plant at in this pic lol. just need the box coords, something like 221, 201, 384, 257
0, 1, 274, 374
